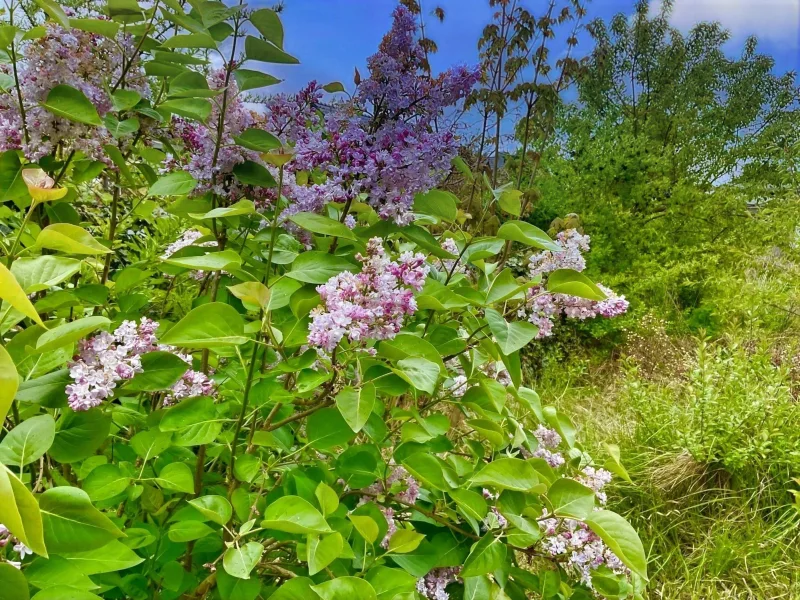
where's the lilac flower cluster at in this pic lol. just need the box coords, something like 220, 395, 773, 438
66, 318, 213, 411
518, 229, 629, 337
578, 466, 614, 505
416, 567, 461, 600
166, 67, 263, 199
308, 238, 429, 353
0, 525, 31, 569
531, 424, 566, 468
259, 7, 479, 224
358, 465, 420, 548
540, 513, 629, 589
0, 22, 147, 160
481, 489, 508, 530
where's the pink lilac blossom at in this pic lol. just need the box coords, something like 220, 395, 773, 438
578, 466, 614, 505
530, 424, 566, 468
166, 66, 267, 200
66, 318, 213, 411
528, 229, 590, 276
416, 567, 461, 600
0, 525, 32, 568
540, 512, 629, 589
0, 22, 147, 160
308, 238, 429, 353
519, 230, 629, 337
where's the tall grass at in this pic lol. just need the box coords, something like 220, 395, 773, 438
536, 323, 800, 599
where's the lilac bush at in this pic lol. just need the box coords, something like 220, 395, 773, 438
0, 3, 646, 600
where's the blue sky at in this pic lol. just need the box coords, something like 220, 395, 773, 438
266, 0, 800, 96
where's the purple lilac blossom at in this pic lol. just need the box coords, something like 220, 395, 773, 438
0, 22, 148, 160
539, 511, 629, 589
416, 567, 461, 600
258, 7, 479, 224
307, 237, 429, 353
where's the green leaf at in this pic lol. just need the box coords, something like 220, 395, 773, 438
111, 89, 142, 112
35, 0, 70, 27
484, 308, 538, 355
401, 453, 451, 491
312, 577, 377, 600
155, 462, 194, 494
103, 115, 139, 138
0, 262, 44, 326
348, 514, 379, 543
228, 281, 271, 309
31, 588, 101, 600
168, 520, 214, 542
335, 384, 375, 433
50, 409, 110, 463
233, 69, 281, 91
147, 171, 198, 196
497, 220, 560, 251
262, 496, 331, 534
268, 577, 316, 600
160, 302, 247, 348
36, 224, 111, 255
603, 443, 632, 484
194, 199, 256, 219
546, 268, 607, 301
307, 532, 343, 575
461, 534, 506, 577
413, 189, 458, 223
0, 150, 27, 202
35, 316, 110, 354
161, 32, 217, 49
223, 542, 263, 579
124, 351, 188, 392
322, 81, 345, 93
164, 249, 242, 271
0, 414, 55, 467
448, 489, 488, 521
130, 429, 172, 460
232, 160, 277, 187
0, 465, 47, 557
233, 128, 281, 152
287, 252, 354, 284
498, 188, 523, 216
468, 458, 539, 492
585, 510, 648, 581
387, 529, 425, 554
160, 395, 217, 431
11, 256, 81, 294
189, 495, 232, 526
250, 8, 284, 47
0, 562, 29, 599
486, 269, 530, 304
395, 357, 439, 394
70, 18, 119, 38
41, 85, 102, 126
83, 464, 129, 502
39, 487, 124, 553
365, 567, 418, 600
24, 556, 97, 592
289, 212, 357, 241
244, 35, 298, 64
315, 482, 339, 518
14, 369, 69, 409
61, 539, 144, 575
159, 98, 212, 122
548, 478, 595, 520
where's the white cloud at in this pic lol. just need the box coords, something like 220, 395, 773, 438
655, 0, 800, 45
